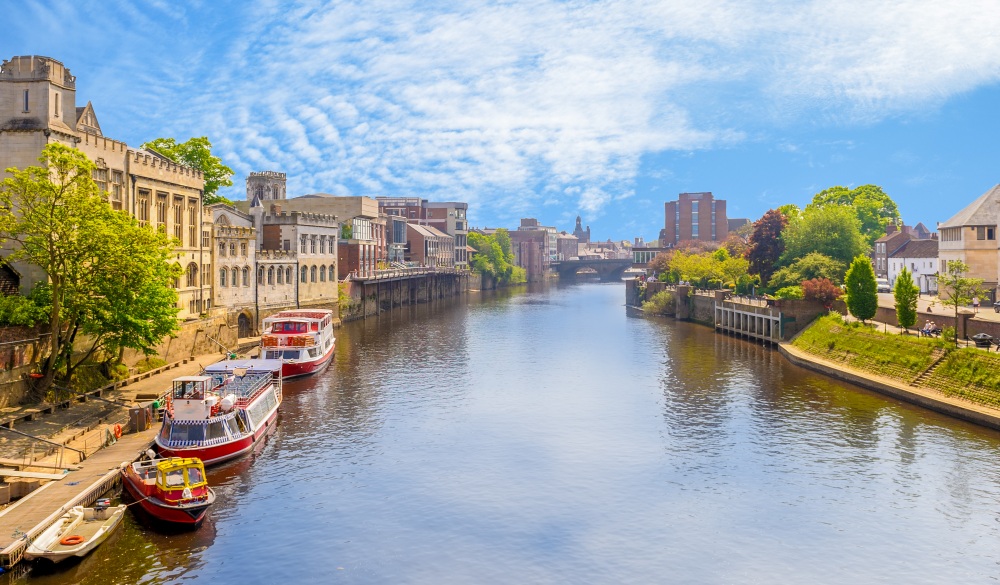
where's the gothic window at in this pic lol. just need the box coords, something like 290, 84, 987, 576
241, 242, 247, 256
277, 266, 284, 284
310, 236, 316, 254
330, 265, 336, 281
219, 268, 227, 288
310, 266, 317, 282
188, 204, 197, 247
219, 242, 226, 256
229, 242, 236, 256
320, 266, 326, 282
258, 267, 264, 285
301, 267, 308, 283
300, 237, 307, 253
22, 89, 29, 113
285, 267, 291, 283
186, 263, 198, 287
255, 185, 263, 199
268, 266, 275, 285
243, 266, 250, 287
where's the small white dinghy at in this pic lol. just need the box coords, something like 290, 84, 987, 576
24, 499, 126, 563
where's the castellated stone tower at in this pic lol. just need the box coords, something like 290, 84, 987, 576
246, 170, 286, 203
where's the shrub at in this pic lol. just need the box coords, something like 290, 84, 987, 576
642, 290, 675, 315
802, 277, 843, 309
773, 286, 804, 299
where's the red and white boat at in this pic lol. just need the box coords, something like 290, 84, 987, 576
155, 359, 283, 466
261, 309, 336, 379
122, 456, 215, 526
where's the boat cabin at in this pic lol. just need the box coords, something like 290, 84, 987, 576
171, 376, 217, 420
156, 458, 207, 492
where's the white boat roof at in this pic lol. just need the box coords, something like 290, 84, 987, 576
205, 358, 283, 373
174, 375, 213, 382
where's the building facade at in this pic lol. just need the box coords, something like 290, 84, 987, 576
887, 239, 939, 294
210, 205, 256, 325
937, 185, 1000, 296
661, 192, 729, 246
0, 55, 212, 319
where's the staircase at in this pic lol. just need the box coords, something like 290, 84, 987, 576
910, 349, 946, 387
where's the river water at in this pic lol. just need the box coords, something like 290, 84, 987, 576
14, 282, 1000, 584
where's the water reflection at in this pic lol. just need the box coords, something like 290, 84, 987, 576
9, 282, 1000, 584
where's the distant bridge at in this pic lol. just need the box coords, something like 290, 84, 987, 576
551, 258, 633, 281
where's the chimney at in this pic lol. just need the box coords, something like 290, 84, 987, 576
886, 224, 897, 235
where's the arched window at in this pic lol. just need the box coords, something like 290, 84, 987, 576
300, 266, 308, 283
229, 242, 236, 256
330, 265, 336, 281
310, 236, 317, 254
218, 242, 226, 256
268, 266, 275, 285
310, 266, 317, 282
243, 267, 250, 287
241, 242, 247, 256
258, 267, 264, 285
186, 263, 198, 287
319, 236, 326, 254
219, 268, 227, 288
320, 266, 326, 282
285, 267, 292, 283
277, 265, 284, 284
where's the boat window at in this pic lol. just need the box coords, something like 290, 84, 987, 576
265, 350, 281, 360
170, 423, 205, 443
226, 417, 241, 435
165, 469, 185, 487
311, 323, 318, 331
187, 466, 204, 485
159, 418, 171, 441
208, 421, 228, 441
282, 350, 300, 360
309, 347, 319, 358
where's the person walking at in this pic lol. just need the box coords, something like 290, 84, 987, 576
973, 296, 980, 313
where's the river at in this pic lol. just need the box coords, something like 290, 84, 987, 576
14, 282, 1000, 584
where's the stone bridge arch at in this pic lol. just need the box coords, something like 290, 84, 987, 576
552, 259, 632, 281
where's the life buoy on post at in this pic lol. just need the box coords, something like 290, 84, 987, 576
113, 424, 123, 439
60, 535, 84, 546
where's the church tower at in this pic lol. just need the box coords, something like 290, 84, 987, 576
572, 215, 591, 244
246, 171, 287, 206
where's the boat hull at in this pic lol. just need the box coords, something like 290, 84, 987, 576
280, 342, 335, 379
155, 407, 279, 466
121, 474, 213, 526
23, 505, 126, 563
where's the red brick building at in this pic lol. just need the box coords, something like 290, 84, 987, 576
661, 192, 729, 246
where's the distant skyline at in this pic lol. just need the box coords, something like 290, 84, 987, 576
5, 1, 1000, 241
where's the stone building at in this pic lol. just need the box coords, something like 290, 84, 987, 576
247, 171, 286, 202
0, 55, 212, 319
209, 204, 257, 336
250, 204, 339, 309
377, 197, 470, 269
406, 224, 455, 268
661, 192, 729, 246
572, 216, 591, 244
556, 232, 578, 261
938, 184, 1000, 296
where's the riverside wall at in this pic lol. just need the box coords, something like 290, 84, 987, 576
340, 271, 470, 322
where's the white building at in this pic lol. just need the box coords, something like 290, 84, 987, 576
888, 239, 939, 294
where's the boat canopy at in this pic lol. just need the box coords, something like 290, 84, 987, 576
156, 458, 208, 490
205, 358, 283, 374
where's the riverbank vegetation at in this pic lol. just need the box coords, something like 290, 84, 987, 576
641, 290, 675, 315
793, 314, 1000, 410
468, 229, 526, 285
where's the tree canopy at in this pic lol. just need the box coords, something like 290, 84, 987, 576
767, 252, 846, 291
781, 204, 869, 268
746, 209, 787, 286
937, 260, 984, 344
0, 144, 180, 396
468, 229, 525, 284
893, 267, 919, 332
142, 136, 234, 204
843, 255, 878, 323
806, 184, 901, 246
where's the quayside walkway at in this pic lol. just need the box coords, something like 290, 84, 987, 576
0, 349, 237, 568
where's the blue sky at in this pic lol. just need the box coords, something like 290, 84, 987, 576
6, 0, 1000, 242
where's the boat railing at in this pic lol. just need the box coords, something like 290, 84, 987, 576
230, 373, 273, 406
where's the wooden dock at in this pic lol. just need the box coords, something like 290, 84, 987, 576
0, 426, 159, 568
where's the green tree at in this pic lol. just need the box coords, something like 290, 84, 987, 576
807, 184, 902, 246
781, 204, 868, 268
768, 252, 846, 291
893, 267, 919, 333
142, 136, 234, 204
468, 229, 519, 284
0, 144, 180, 396
937, 260, 984, 345
843, 255, 878, 323
746, 209, 788, 286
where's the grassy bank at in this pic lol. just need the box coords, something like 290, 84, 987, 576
793, 314, 1000, 410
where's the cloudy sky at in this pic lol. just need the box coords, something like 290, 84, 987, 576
6, 0, 1000, 240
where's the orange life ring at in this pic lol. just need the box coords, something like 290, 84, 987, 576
60, 534, 84, 546
113, 424, 122, 439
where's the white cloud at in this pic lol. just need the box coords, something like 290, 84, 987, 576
11, 0, 1000, 223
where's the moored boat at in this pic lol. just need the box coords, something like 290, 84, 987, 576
24, 500, 126, 563
122, 456, 215, 526
261, 310, 335, 378
155, 359, 283, 466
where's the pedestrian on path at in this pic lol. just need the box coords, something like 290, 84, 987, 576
973, 296, 980, 313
